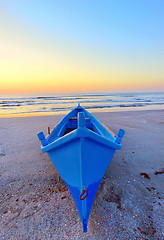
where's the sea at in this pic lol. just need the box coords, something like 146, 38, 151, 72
0, 92, 164, 117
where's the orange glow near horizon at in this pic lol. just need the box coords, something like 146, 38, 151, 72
1, 42, 163, 95
1, 75, 164, 95
1, 59, 163, 95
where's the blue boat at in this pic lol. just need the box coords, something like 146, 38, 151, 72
37, 104, 125, 232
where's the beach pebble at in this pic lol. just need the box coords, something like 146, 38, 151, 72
0, 144, 5, 156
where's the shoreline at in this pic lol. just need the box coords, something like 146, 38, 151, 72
0, 109, 164, 239
0, 107, 164, 119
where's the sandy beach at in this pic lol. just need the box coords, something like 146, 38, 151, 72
0, 110, 164, 240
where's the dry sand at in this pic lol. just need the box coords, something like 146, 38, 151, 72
0, 110, 164, 240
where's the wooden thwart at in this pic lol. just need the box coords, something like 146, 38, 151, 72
69, 117, 90, 120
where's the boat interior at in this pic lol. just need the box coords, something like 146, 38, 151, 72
62, 117, 100, 136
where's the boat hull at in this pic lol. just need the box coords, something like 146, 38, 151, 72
37, 105, 125, 232
47, 132, 115, 232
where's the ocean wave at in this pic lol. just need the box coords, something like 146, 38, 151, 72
37, 96, 94, 101
83, 103, 145, 109
50, 106, 73, 111
0, 92, 164, 115
0, 104, 21, 107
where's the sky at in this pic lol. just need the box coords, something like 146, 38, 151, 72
0, 0, 164, 94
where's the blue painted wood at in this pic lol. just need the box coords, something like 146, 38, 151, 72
37, 132, 47, 146
37, 104, 125, 232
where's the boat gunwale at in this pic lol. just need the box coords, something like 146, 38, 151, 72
41, 126, 121, 153
47, 106, 116, 142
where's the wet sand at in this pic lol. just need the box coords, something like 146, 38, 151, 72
0, 110, 164, 239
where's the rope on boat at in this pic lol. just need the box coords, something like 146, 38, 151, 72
80, 186, 88, 200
